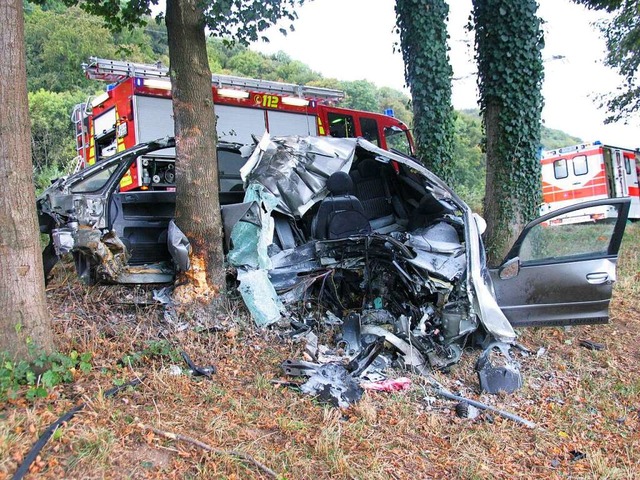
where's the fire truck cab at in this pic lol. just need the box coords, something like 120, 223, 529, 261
541, 142, 640, 222
72, 58, 414, 193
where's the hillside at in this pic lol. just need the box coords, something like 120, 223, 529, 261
25, 3, 582, 211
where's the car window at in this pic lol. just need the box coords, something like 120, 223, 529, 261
359, 117, 380, 146
384, 126, 412, 156
328, 112, 355, 138
70, 164, 119, 193
553, 159, 568, 179
572, 155, 588, 176
518, 205, 620, 264
218, 149, 245, 193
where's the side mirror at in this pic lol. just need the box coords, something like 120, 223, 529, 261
498, 256, 520, 280
473, 213, 487, 235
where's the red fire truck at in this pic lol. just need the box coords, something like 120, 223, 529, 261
540, 142, 640, 222
72, 57, 414, 192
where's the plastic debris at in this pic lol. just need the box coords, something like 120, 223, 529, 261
300, 364, 363, 408
361, 377, 412, 392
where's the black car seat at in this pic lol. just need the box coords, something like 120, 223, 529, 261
312, 171, 371, 239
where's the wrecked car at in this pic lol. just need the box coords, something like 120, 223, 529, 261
38, 137, 247, 284
37, 134, 630, 394
225, 134, 630, 394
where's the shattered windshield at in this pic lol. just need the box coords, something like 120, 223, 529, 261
70, 164, 119, 193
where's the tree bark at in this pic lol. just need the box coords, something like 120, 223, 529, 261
473, 0, 544, 267
482, 99, 526, 266
166, 0, 225, 300
0, 0, 54, 359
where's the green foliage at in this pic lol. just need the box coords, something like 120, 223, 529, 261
57, 0, 304, 47
472, 0, 545, 262
120, 340, 181, 367
341, 80, 380, 112
450, 110, 485, 212
541, 125, 582, 150
0, 349, 92, 401
395, 0, 455, 182
600, 1, 639, 122
227, 49, 271, 78
24, 5, 151, 93
572, 0, 623, 12
377, 86, 413, 127
572, 0, 638, 122
29, 89, 86, 170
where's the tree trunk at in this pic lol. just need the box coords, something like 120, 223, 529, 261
473, 0, 544, 267
395, 0, 455, 182
166, 0, 225, 300
482, 99, 526, 266
0, 0, 54, 360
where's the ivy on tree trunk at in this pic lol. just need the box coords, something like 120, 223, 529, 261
472, 0, 544, 266
395, 0, 455, 183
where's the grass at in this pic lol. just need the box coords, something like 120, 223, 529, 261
0, 224, 639, 479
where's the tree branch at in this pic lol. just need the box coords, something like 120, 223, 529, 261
137, 423, 278, 479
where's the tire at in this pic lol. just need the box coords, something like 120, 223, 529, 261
42, 239, 59, 285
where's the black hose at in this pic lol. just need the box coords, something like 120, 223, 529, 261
12, 378, 143, 480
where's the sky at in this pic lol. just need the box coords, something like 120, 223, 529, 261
252, 0, 639, 149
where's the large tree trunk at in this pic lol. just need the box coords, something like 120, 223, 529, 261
0, 0, 54, 360
395, 0, 455, 183
166, 0, 225, 301
481, 99, 527, 265
473, 0, 544, 267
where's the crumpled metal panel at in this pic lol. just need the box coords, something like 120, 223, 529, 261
75, 228, 130, 281
167, 220, 190, 272
406, 222, 463, 254
220, 201, 261, 251
241, 133, 357, 218
464, 209, 517, 342
408, 250, 466, 282
52, 227, 76, 255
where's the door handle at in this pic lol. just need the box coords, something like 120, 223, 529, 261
586, 272, 609, 284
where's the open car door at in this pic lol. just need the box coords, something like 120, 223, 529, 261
490, 198, 630, 327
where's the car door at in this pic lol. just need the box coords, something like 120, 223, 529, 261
490, 198, 630, 327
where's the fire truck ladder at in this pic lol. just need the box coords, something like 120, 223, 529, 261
83, 57, 345, 102
70, 100, 93, 172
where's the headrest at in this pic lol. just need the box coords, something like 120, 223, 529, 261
326, 171, 353, 195
357, 159, 380, 178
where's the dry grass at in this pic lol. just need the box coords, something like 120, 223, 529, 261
1, 223, 639, 479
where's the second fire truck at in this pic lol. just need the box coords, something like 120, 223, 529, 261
541, 142, 639, 222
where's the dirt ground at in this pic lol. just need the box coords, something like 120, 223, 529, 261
1, 224, 639, 479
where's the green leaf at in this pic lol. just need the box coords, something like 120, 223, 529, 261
41, 370, 60, 388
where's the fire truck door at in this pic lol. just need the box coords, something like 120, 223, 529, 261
216, 105, 266, 145
266, 110, 317, 137
612, 149, 627, 197
134, 96, 176, 155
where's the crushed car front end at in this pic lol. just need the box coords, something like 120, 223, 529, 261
226, 134, 519, 389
